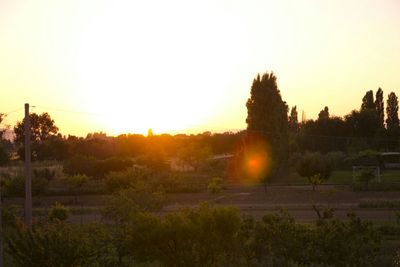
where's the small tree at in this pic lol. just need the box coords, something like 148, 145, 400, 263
207, 177, 223, 194
297, 152, 331, 191
67, 174, 89, 203
48, 202, 70, 222
359, 169, 375, 191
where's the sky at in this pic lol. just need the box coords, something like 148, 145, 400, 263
0, 0, 399, 136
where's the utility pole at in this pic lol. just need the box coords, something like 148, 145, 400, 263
24, 103, 32, 226
0, 176, 3, 267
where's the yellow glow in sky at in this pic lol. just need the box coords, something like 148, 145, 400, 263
0, 0, 399, 136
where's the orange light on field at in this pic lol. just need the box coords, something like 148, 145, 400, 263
242, 147, 271, 185
227, 136, 272, 185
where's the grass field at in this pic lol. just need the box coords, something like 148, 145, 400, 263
276, 169, 400, 185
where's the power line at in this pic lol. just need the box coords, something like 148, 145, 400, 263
3, 107, 23, 116
34, 106, 108, 117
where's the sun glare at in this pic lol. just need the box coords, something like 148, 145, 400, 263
73, 1, 249, 135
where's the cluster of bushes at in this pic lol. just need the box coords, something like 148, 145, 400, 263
4, 204, 382, 266
105, 167, 207, 195
63, 155, 133, 179
0, 167, 56, 198
290, 150, 382, 173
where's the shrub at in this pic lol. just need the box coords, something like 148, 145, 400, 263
126, 203, 242, 266
6, 221, 93, 266
48, 202, 70, 222
67, 174, 89, 203
33, 167, 56, 181
104, 167, 149, 194
63, 155, 97, 177
207, 177, 223, 194
297, 152, 331, 191
359, 169, 375, 190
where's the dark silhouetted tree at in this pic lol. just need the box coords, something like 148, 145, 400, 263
14, 112, 59, 160
361, 90, 375, 110
375, 88, 384, 128
386, 92, 399, 130
288, 106, 299, 133
246, 72, 288, 181
298, 116, 348, 152
0, 113, 10, 165
345, 109, 380, 138
318, 106, 329, 120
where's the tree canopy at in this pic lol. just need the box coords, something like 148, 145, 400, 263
246, 72, 288, 180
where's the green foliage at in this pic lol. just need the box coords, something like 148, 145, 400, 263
239, 210, 311, 266
2, 175, 49, 197
3, 203, 383, 267
296, 152, 331, 190
239, 210, 380, 266
359, 169, 376, 190
33, 167, 56, 181
2, 176, 24, 197
1, 204, 22, 228
0, 142, 10, 165
348, 149, 380, 166
178, 143, 212, 171
359, 200, 400, 209
67, 174, 89, 203
318, 106, 330, 120
102, 184, 166, 224
345, 109, 380, 139
14, 112, 60, 161
246, 72, 289, 179
207, 177, 223, 194
375, 88, 385, 128
6, 221, 92, 267
48, 202, 70, 222
104, 167, 146, 194
361, 90, 375, 111
63, 155, 133, 179
298, 116, 349, 152
126, 203, 242, 266
386, 91, 399, 130
63, 155, 97, 178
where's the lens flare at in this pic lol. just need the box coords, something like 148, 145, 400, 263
228, 135, 272, 185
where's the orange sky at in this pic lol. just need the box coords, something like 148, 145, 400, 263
0, 0, 399, 136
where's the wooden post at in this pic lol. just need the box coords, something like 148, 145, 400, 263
24, 103, 32, 225
0, 178, 3, 267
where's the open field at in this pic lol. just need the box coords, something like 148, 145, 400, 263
6, 183, 400, 223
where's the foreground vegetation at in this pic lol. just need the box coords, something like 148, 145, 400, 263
3, 203, 387, 267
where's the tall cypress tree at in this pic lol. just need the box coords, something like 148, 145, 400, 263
361, 90, 375, 110
386, 92, 399, 130
375, 88, 384, 128
246, 72, 288, 181
318, 106, 329, 120
288, 106, 299, 133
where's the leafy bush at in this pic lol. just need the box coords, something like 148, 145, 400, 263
33, 167, 56, 181
1, 204, 22, 228
2, 175, 49, 197
359, 169, 376, 190
126, 203, 241, 266
359, 200, 400, 209
67, 174, 89, 203
207, 177, 223, 194
102, 184, 166, 224
63, 154, 97, 177
48, 202, 70, 222
6, 221, 93, 267
104, 167, 150, 194
348, 150, 381, 167
326, 151, 349, 170
297, 152, 332, 191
